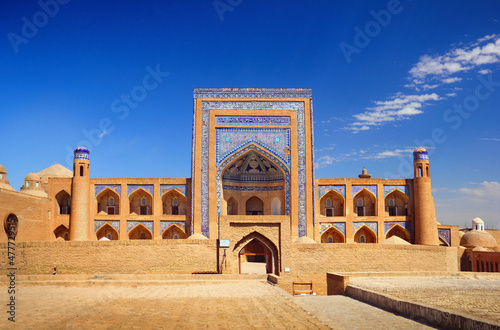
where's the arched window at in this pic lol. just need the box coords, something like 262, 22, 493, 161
141, 197, 147, 206
64, 233, 69, 240
388, 199, 396, 216
172, 197, 179, 215
26, 182, 30, 187
327, 236, 333, 243
107, 197, 116, 215
109, 197, 114, 206
173, 234, 179, 239
357, 198, 364, 216
80, 165, 84, 177
360, 235, 366, 243
325, 198, 333, 217
326, 198, 332, 207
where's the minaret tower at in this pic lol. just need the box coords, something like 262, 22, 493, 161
69, 146, 90, 241
413, 148, 438, 245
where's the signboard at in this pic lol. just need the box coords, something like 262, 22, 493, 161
219, 239, 230, 248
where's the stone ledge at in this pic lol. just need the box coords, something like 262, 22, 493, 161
346, 284, 500, 330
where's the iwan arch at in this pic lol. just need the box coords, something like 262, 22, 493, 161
0, 89, 460, 281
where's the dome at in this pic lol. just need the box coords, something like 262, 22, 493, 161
0, 164, 6, 174
472, 217, 484, 225
74, 146, 90, 160
413, 147, 429, 161
74, 146, 90, 154
460, 230, 497, 249
25, 172, 40, 181
294, 236, 317, 244
187, 233, 208, 240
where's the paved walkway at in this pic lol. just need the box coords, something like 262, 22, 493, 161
1, 280, 435, 329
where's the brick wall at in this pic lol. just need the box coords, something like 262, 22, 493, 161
283, 243, 459, 295
0, 239, 217, 275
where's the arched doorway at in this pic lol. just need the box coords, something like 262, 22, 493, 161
246, 196, 264, 215
386, 224, 410, 242
162, 224, 187, 239
234, 232, 279, 275
238, 238, 272, 274
354, 225, 377, 243
96, 224, 119, 240
129, 224, 152, 240
321, 226, 345, 243
54, 225, 69, 241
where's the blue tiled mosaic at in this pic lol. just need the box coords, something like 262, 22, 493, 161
95, 184, 121, 198
127, 184, 154, 197
352, 185, 377, 198
94, 220, 120, 233
215, 116, 291, 126
127, 221, 153, 234
193, 88, 312, 99
160, 221, 186, 232
383, 185, 410, 198
160, 184, 187, 197
318, 185, 346, 200
215, 128, 291, 167
384, 221, 411, 235
223, 185, 284, 191
353, 222, 378, 236
438, 228, 451, 246
319, 222, 346, 236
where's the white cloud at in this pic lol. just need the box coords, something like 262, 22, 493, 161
348, 93, 441, 131
441, 77, 462, 84
478, 69, 492, 75
480, 137, 500, 141
409, 35, 500, 85
314, 155, 337, 168
459, 181, 500, 199
362, 148, 414, 159
446, 93, 457, 97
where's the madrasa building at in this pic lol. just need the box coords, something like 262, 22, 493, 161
1, 89, 464, 289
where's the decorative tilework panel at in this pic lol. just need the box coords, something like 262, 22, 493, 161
353, 222, 378, 236
383, 185, 410, 198
352, 185, 377, 198
127, 185, 154, 197
127, 221, 153, 234
318, 185, 346, 200
222, 185, 284, 191
216, 128, 291, 167
160, 221, 186, 232
215, 116, 291, 126
384, 221, 412, 235
193, 88, 312, 99
319, 222, 346, 236
197, 100, 307, 238
94, 220, 120, 233
160, 184, 187, 197
438, 228, 451, 246
95, 184, 121, 198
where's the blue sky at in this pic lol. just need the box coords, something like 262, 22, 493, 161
1, 0, 499, 229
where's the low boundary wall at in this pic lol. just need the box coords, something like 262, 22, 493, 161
0, 239, 217, 275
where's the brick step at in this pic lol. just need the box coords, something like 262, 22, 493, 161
2, 273, 269, 285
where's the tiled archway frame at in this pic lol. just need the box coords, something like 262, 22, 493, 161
193, 99, 308, 238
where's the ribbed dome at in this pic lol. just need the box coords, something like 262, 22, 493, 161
460, 230, 497, 249
0, 164, 6, 173
413, 147, 429, 161
25, 172, 41, 181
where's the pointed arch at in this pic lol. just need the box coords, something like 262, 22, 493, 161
128, 223, 153, 240
96, 224, 119, 240
55, 190, 71, 215
162, 189, 187, 215
320, 189, 345, 217
245, 196, 264, 215
129, 188, 153, 215
354, 225, 377, 243
162, 224, 186, 239
234, 231, 279, 275
227, 196, 238, 215
216, 143, 291, 219
385, 224, 410, 242
271, 197, 282, 215
96, 187, 120, 215
53, 224, 69, 241
321, 226, 345, 243
385, 189, 409, 217
353, 188, 377, 216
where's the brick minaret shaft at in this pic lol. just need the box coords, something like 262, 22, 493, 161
70, 147, 90, 241
413, 148, 438, 245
